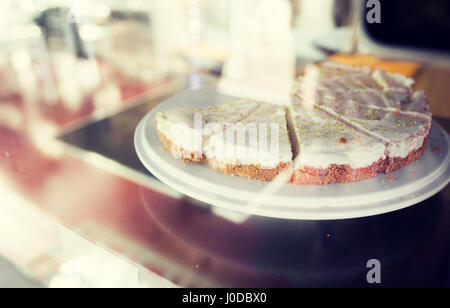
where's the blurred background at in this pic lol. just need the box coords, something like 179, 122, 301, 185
0, 0, 449, 288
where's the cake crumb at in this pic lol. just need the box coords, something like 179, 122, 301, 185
339, 137, 348, 144
431, 146, 441, 153
388, 175, 397, 182
410, 171, 416, 175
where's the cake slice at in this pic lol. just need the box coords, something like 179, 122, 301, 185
206, 103, 293, 181
324, 106, 432, 173
288, 105, 386, 185
156, 100, 260, 162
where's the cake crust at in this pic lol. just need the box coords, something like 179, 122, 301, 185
210, 161, 291, 182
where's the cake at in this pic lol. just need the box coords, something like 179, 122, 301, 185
155, 62, 432, 185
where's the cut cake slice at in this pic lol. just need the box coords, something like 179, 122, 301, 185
287, 105, 386, 185
206, 103, 293, 181
156, 100, 260, 162
320, 105, 432, 173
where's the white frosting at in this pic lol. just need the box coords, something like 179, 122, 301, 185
407, 91, 432, 117
372, 69, 415, 90
206, 104, 292, 168
290, 107, 386, 169
156, 100, 260, 154
344, 111, 431, 158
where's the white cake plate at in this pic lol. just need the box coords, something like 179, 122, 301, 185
135, 89, 450, 220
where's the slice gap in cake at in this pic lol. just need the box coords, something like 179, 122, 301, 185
206, 103, 293, 182
156, 100, 260, 162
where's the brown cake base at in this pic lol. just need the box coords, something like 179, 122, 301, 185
158, 131, 207, 163
210, 161, 291, 182
290, 135, 429, 186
